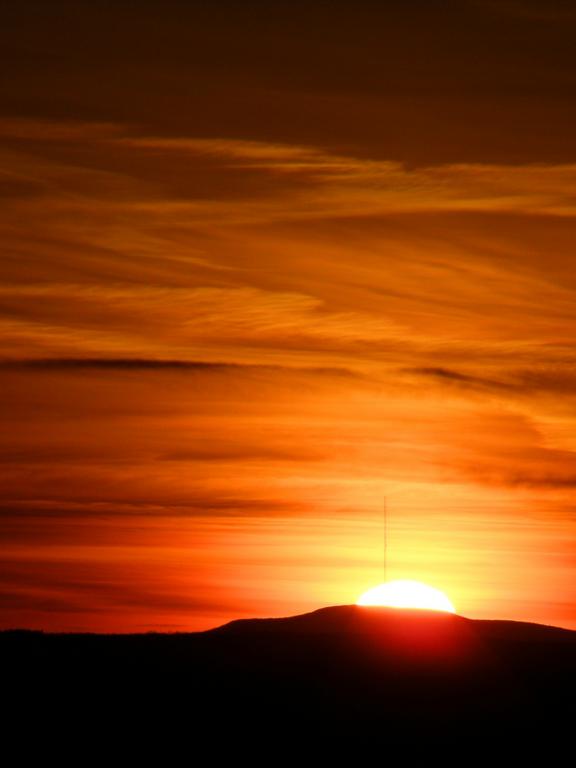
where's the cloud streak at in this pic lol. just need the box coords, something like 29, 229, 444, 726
0, 356, 357, 377
2, 114, 576, 631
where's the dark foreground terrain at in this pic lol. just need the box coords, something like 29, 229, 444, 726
3, 606, 576, 743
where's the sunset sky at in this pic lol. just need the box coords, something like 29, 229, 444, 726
2, 0, 576, 632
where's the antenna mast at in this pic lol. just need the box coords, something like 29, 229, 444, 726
383, 495, 388, 583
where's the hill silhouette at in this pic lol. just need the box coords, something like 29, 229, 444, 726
3, 605, 575, 741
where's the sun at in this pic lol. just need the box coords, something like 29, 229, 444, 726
357, 579, 456, 613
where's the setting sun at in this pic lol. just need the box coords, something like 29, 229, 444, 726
357, 580, 456, 613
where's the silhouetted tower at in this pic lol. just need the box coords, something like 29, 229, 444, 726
383, 496, 388, 583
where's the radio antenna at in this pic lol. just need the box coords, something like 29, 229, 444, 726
383, 495, 388, 583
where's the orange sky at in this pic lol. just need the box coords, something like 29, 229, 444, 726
2, 0, 576, 631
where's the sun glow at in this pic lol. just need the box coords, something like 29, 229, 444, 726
357, 580, 456, 613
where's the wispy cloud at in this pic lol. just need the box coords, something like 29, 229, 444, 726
2, 117, 576, 630
0, 356, 357, 377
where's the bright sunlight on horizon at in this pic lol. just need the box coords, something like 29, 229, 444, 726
357, 580, 457, 613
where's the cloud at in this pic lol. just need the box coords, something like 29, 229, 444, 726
2, 131, 576, 386
112, 135, 576, 219
402, 366, 515, 393
0, 356, 356, 377
2, 4, 576, 633
0, 280, 411, 366
403, 364, 576, 400
5, 122, 576, 220
0, 560, 240, 618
